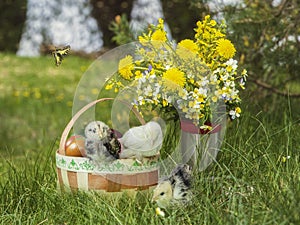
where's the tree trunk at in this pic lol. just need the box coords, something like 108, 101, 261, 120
17, 0, 103, 56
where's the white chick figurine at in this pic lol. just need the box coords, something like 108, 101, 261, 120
152, 164, 193, 209
118, 121, 163, 160
84, 121, 121, 164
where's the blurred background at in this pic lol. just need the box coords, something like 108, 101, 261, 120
1, 0, 299, 99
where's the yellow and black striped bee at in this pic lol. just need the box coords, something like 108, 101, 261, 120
52, 45, 70, 66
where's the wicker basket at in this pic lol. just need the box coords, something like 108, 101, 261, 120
56, 98, 159, 192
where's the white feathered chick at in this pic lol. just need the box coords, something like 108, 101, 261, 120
118, 121, 163, 160
152, 164, 193, 209
84, 121, 121, 163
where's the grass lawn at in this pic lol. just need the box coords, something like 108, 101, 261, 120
0, 53, 299, 224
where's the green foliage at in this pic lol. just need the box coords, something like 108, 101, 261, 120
223, 0, 300, 97
90, 0, 134, 47
109, 14, 135, 45
160, 120, 180, 160
162, 0, 208, 42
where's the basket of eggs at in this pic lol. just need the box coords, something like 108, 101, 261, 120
56, 98, 162, 193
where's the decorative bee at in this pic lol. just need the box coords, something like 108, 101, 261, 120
52, 45, 70, 66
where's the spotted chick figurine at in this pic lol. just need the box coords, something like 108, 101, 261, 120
152, 164, 193, 209
84, 121, 121, 164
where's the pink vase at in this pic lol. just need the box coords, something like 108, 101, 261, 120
180, 119, 221, 134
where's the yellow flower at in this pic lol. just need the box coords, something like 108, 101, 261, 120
155, 207, 165, 217
235, 107, 242, 114
162, 68, 186, 89
212, 96, 218, 102
23, 90, 30, 97
162, 99, 168, 107
34, 90, 41, 99
135, 70, 142, 79
79, 95, 85, 101
157, 18, 165, 29
242, 69, 247, 77
281, 155, 290, 163
138, 35, 148, 45
209, 19, 217, 26
188, 101, 195, 108
80, 65, 87, 72
204, 15, 211, 21
200, 124, 212, 131
216, 39, 236, 59
189, 78, 195, 84
281, 156, 287, 163
91, 88, 98, 95
202, 31, 212, 40
197, 95, 205, 103
151, 30, 167, 42
176, 39, 199, 59
178, 39, 198, 53
182, 106, 188, 113
13, 90, 20, 97
115, 15, 121, 24
56, 93, 65, 101
105, 83, 113, 90
118, 55, 134, 80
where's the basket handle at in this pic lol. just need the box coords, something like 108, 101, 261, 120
58, 97, 145, 155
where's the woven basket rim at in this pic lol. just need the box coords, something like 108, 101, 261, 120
56, 150, 158, 174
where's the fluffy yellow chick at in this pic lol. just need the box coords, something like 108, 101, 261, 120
152, 180, 173, 209
152, 164, 193, 209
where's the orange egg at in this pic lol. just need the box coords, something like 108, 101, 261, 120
65, 135, 86, 157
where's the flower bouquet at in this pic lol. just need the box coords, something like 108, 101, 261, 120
106, 15, 247, 171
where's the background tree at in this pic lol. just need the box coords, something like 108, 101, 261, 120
2, 0, 300, 101
0, 0, 26, 52
221, 0, 300, 98
17, 0, 103, 56
130, 0, 172, 40
91, 0, 134, 47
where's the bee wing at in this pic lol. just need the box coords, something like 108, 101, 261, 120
57, 46, 70, 56
57, 45, 71, 56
